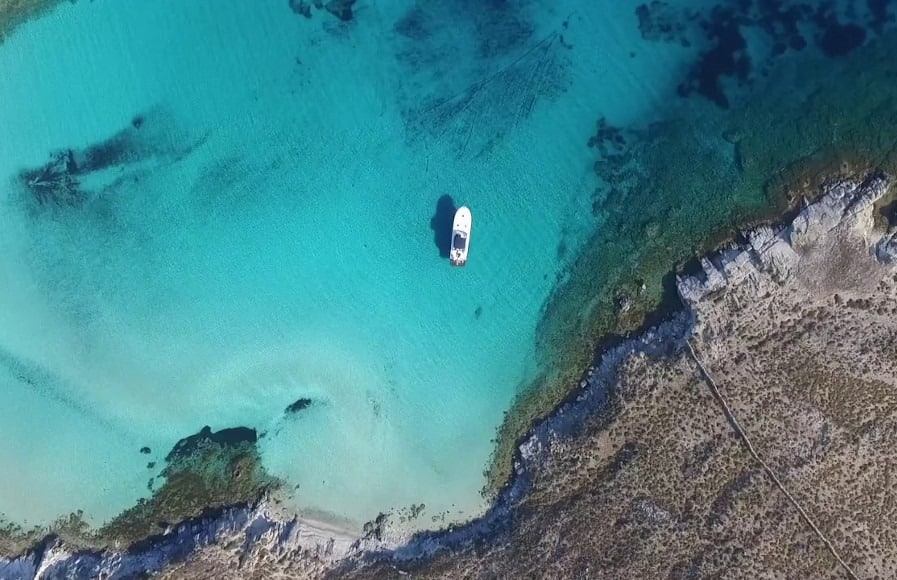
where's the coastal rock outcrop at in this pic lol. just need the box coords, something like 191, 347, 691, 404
875, 228, 897, 263
0, 502, 363, 579
676, 174, 892, 304
338, 171, 897, 578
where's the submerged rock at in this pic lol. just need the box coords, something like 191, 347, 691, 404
20, 150, 80, 205
165, 425, 257, 464
94, 424, 273, 549
288, 0, 355, 22
324, 0, 356, 22
285, 397, 313, 414
289, 0, 312, 18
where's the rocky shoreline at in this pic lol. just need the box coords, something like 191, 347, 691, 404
0, 502, 362, 579
4, 173, 892, 577
676, 172, 895, 305
353, 172, 893, 578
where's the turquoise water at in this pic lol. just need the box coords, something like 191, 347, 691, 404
0, 0, 608, 528
1, 0, 891, 532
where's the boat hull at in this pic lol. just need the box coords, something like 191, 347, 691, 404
450, 206, 472, 266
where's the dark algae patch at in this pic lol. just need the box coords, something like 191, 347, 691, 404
637, 0, 893, 109
288, 0, 357, 22
165, 425, 257, 461
392, 1, 568, 160
17, 108, 203, 208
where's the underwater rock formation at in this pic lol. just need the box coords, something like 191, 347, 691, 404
285, 397, 313, 414
289, 0, 313, 19
288, 0, 356, 22
97, 424, 275, 549
0, 422, 277, 570
165, 425, 258, 464
19, 149, 80, 205
17, 109, 200, 208
393, 2, 568, 159
20, 130, 137, 206
324, 0, 356, 22
635, 0, 897, 108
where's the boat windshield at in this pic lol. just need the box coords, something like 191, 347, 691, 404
452, 233, 467, 251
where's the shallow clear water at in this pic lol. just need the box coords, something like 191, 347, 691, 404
1, 0, 893, 531
0, 0, 606, 527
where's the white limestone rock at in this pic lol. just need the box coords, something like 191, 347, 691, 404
875, 229, 897, 264
677, 173, 892, 306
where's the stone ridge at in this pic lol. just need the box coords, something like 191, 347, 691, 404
677, 173, 892, 305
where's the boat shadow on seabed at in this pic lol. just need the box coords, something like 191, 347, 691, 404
430, 193, 458, 259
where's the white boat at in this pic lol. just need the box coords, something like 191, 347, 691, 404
450, 206, 472, 266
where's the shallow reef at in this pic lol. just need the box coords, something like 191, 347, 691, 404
636, 0, 895, 108
0, 424, 277, 557
99, 425, 277, 548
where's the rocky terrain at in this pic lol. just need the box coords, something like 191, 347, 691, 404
4, 173, 894, 578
